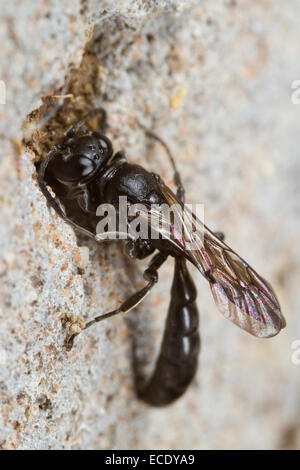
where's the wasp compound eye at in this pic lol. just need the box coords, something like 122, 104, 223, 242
52, 154, 98, 184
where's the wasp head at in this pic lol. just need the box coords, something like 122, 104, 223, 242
51, 132, 113, 186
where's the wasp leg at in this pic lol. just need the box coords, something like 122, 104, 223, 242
66, 252, 168, 350
38, 144, 66, 220
65, 107, 108, 139
139, 123, 185, 203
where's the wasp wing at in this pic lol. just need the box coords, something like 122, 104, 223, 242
138, 183, 285, 338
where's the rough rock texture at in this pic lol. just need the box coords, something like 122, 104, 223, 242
0, 0, 300, 450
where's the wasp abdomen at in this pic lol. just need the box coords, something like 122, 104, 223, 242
139, 258, 200, 407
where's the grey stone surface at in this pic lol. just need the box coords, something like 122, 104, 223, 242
0, 0, 300, 449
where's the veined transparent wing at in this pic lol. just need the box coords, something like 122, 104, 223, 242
138, 183, 285, 338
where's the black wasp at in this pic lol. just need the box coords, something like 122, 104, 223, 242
38, 108, 285, 406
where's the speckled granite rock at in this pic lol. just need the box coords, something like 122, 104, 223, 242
0, 0, 300, 450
